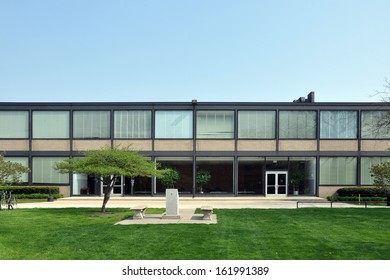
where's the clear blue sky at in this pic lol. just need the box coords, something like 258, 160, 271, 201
1, 0, 389, 103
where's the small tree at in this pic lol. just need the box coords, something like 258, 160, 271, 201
370, 161, 390, 194
159, 168, 180, 189
55, 146, 161, 212
196, 170, 211, 193
0, 155, 30, 185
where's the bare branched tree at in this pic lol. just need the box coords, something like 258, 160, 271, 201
369, 78, 390, 137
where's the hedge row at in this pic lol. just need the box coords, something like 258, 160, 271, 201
0, 186, 60, 195
14, 193, 64, 199
327, 196, 387, 202
336, 187, 390, 197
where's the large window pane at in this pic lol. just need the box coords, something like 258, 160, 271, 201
33, 111, 69, 139
320, 157, 357, 185
289, 157, 316, 195
155, 157, 193, 193
196, 157, 234, 193
73, 111, 110, 139
361, 111, 390, 139
361, 157, 390, 185
155, 111, 193, 138
197, 111, 234, 139
238, 157, 265, 194
279, 111, 316, 139
4, 157, 29, 183
32, 157, 69, 184
114, 111, 151, 138
238, 111, 275, 139
320, 111, 357, 139
0, 111, 28, 138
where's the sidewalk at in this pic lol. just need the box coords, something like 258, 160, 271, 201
17, 196, 351, 209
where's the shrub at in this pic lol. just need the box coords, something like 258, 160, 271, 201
327, 196, 387, 202
13, 193, 64, 199
0, 186, 60, 195
336, 187, 390, 197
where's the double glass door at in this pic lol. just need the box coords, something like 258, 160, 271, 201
265, 171, 288, 197
101, 176, 123, 196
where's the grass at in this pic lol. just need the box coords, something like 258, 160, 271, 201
0, 208, 389, 260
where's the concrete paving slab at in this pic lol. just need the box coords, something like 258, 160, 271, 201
115, 208, 217, 225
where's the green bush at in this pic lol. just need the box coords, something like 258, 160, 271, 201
0, 186, 60, 195
327, 196, 387, 202
14, 193, 64, 199
336, 187, 390, 197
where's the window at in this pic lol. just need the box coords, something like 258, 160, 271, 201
361, 111, 390, 139
32, 157, 69, 184
238, 111, 275, 139
0, 111, 28, 138
279, 111, 316, 139
33, 111, 70, 139
320, 111, 357, 139
114, 111, 151, 138
73, 111, 110, 139
197, 111, 234, 139
155, 111, 193, 139
4, 157, 29, 183
361, 157, 390, 185
320, 157, 357, 185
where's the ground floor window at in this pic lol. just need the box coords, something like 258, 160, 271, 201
32, 157, 69, 184
155, 157, 193, 193
238, 157, 316, 195
320, 157, 357, 185
196, 157, 234, 194
360, 157, 390, 185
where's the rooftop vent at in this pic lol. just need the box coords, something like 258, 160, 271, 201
293, 92, 315, 103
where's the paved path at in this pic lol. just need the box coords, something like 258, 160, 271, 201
16, 196, 364, 209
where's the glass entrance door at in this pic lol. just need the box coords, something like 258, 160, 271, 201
101, 176, 123, 196
265, 171, 288, 197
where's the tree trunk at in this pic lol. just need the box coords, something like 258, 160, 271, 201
101, 176, 116, 212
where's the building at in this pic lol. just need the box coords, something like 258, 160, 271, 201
1, 93, 389, 198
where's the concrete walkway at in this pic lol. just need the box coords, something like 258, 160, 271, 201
17, 196, 330, 209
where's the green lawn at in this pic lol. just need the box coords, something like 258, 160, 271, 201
0, 208, 389, 260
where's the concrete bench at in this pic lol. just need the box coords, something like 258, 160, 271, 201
201, 206, 213, 220
131, 205, 148, 220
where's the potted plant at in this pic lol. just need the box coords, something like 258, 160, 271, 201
196, 170, 211, 194
289, 169, 305, 195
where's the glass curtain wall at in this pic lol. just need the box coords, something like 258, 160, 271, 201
32, 157, 69, 184
114, 111, 151, 138
197, 111, 234, 138
237, 157, 317, 196
238, 111, 275, 138
155, 157, 193, 193
155, 111, 193, 138
33, 111, 70, 138
4, 157, 29, 183
361, 157, 390, 185
361, 111, 390, 139
0, 111, 29, 138
320, 111, 357, 139
73, 111, 110, 138
288, 157, 316, 195
195, 157, 234, 193
279, 111, 317, 139
320, 157, 357, 185
238, 157, 265, 194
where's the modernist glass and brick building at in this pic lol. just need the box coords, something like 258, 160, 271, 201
1, 93, 389, 198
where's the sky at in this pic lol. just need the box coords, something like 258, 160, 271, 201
1, 0, 389, 103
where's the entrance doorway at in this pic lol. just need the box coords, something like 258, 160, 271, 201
101, 176, 124, 196
265, 171, 288, 197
